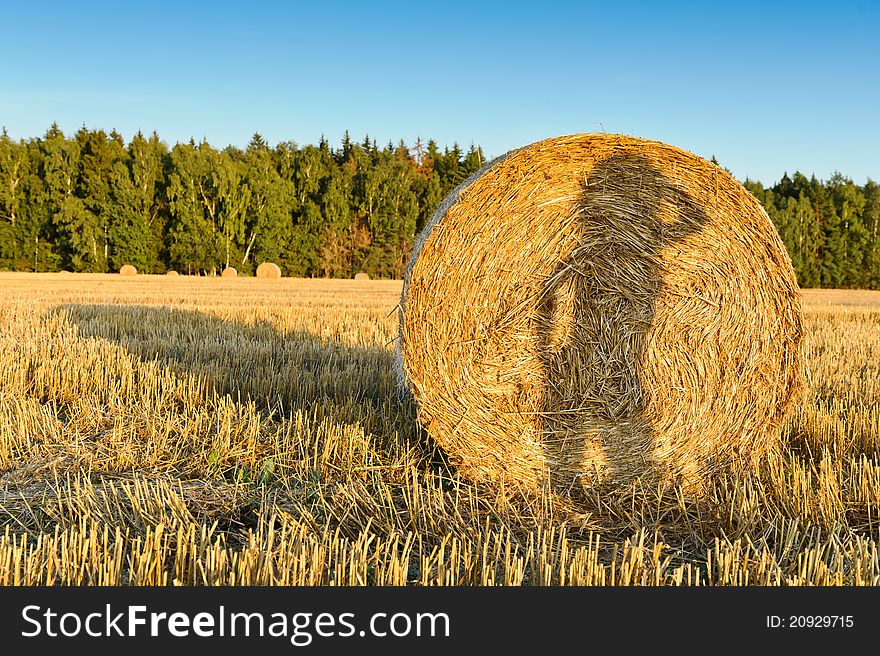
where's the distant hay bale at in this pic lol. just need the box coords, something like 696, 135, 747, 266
354, 272, 370, 281
256, 262, 282, 279
166, 270, 179, 276
398, 133, 803, 494
221, 267, 238, 278
119, 265, 137, 276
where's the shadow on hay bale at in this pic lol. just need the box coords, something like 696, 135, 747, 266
538, 153, 710, 493
398, 134, 803, 497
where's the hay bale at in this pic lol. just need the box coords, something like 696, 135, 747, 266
221, 267, 238, 278
256, 262, 282, 279
398, 133, 803, 494
354, 272, 370, 281
166, 270, 179, 276
119, 265, 137, 276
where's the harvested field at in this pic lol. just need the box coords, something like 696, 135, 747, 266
0, 273, 878, 585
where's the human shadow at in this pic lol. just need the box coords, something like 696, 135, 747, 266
536, 154, 711, 495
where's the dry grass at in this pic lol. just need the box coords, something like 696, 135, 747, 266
0, 273, 877, 585
400, 134, 802, 495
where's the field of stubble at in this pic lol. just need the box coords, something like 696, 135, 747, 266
1, 272, 879, 585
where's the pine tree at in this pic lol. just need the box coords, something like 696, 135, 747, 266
461, 143, 485, 176
248, 132, 268, 151
41, 126, 103, 271
828, 173, 868, 287
814, 178, 846, 288
126, 131, 168, 271
77, 127, 128, 271
863, 181, 880, 288
107, 159, 153, 271
340, 130, 353, 164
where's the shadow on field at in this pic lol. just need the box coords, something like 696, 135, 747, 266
52, 304, 422, 444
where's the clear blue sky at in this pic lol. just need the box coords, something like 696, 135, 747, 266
1, 0, 877, 184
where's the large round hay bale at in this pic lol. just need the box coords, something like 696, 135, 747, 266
398, 133, 803, 494
119, 265, 137, 276
256, 262, 282, 279
166, 270, 179, 276
354, 272, 370, 281
221, 267, 238, 278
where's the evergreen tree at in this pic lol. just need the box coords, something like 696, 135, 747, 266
828, 173, 868, 287
41, 125, 102, 271
248, 132, 268, 151
125, 131, 168, 271
14, 139, 55, 271
814, 178, 846, 287
107, 158, 153, 271
77, 127, 128, 271
461, 143, 485, 177
863, 181, 880, 287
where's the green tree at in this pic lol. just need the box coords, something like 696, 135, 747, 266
284, 144, 336, 276
107, 159, 153, 271
863, 181, 880, 287
214, 148, 250, 270
0, 131, 27, 267
166, 141, 220, 274
813, 179, 846, 288
461, 143, 485, 177
827, 173, 868, 287
41, 125, 103, 271
76, 127, 128, 271
240, 135, 291, 270
125, 131, 168, 270
354, 148, 420, 277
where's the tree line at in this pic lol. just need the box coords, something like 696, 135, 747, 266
744, 175, 880, 289
0, 125, 877, 287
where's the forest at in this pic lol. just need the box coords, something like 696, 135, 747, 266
0, 125, 877, 287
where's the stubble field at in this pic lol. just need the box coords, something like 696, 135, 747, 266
1, 273, 879, 585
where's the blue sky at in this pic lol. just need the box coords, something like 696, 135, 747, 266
1, 0, 877, 184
